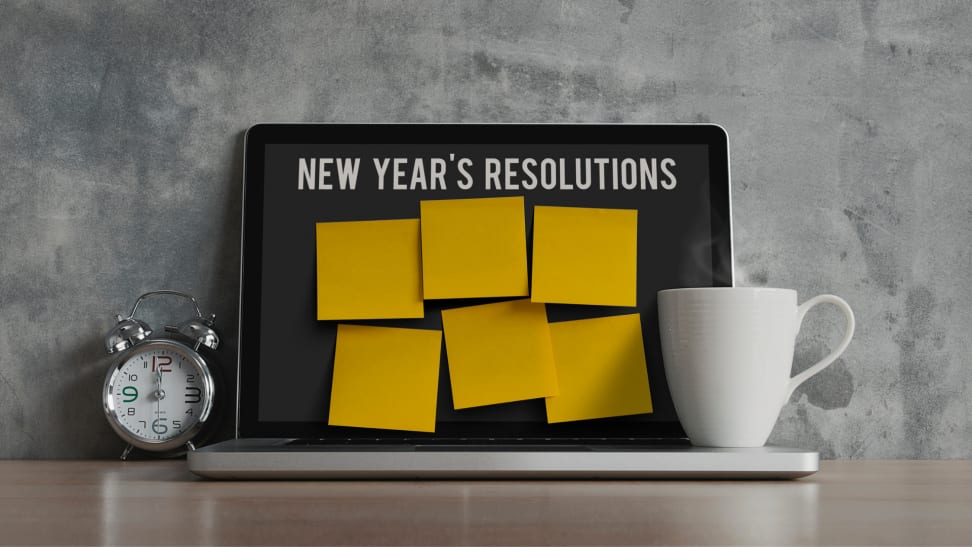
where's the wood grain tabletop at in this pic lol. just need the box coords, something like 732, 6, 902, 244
0, 460, 970, 545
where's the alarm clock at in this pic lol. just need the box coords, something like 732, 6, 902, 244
102, 290, 221, 460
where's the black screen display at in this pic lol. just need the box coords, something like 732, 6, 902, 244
239, 125, 732, 439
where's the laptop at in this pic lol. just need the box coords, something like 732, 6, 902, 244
188, 123, 818, 479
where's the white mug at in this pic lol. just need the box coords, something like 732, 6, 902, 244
657, 288, 855, 447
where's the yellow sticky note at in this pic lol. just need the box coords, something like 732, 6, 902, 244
316, 219, 424, 320
328, 324, 442, 433
441, 299, 558, 409
531, 206, 638, 307
545, 314, 653, 423
420, 197, 529, 299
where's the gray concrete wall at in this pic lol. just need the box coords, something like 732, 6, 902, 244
1, 0, 969, 458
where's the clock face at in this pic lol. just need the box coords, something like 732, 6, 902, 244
104, 340, 214, 450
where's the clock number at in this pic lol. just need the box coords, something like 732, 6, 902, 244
127, 407, 135, 416
186, 374, 195, 383
152, 355, 172, 373
129, 374, 138, 382
172, 420, 182, 430
138, 420, 147, 429
152, 418, 168, 434
121, 386, 138, 403
185, 408, 194, 416
185, 386, 202, 404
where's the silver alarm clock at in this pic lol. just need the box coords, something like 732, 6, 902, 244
102, 290, 220, 459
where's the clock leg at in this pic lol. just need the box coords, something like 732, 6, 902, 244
186, 440, 196, 452
120, 444, 134, 461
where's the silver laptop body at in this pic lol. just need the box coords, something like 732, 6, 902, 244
189, 124, 818, 479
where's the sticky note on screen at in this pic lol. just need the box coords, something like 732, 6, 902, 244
327, 324, 442, 433
420, 197, 529, 299
545, 313, 653, 423
441, 299, 558, 409
531, 206, 638, 307
316, 219, 424, 320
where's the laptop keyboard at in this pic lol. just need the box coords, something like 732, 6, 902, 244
286, 437, 689, 450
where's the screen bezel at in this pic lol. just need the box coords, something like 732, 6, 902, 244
237, 123, 733, 439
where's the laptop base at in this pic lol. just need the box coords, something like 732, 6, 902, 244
188, 439, 818, 479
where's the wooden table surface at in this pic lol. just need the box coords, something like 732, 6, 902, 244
0, 460, 970, 545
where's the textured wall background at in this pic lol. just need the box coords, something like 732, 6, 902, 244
1, 0, 970, 458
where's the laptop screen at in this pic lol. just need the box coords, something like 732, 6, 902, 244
238, 124, 732, 439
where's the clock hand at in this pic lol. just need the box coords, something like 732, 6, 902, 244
153, 367, 160, 399
156, 367, 162, 434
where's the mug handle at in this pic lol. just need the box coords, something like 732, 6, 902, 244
785, 294, 856, 401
